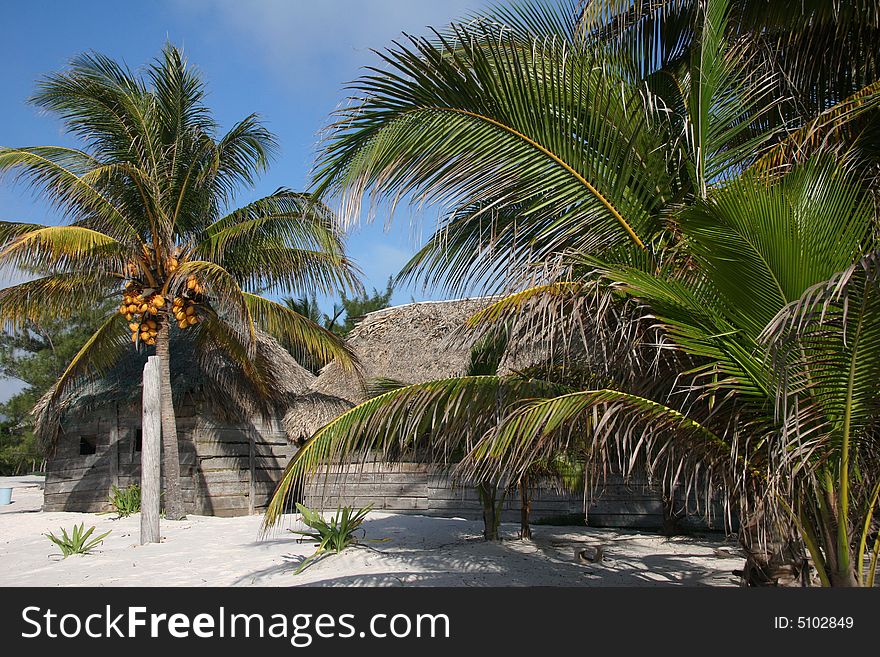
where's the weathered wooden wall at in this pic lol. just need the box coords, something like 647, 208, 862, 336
46, 407, 715, 529
302, 462, 670, 529
43, 399, 292, 516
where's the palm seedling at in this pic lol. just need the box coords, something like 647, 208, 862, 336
45, 523, 111, 557
290, 503, 373, 574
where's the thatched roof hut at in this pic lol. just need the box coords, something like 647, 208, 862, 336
36, 329, 315, 450
40, 330, 318, 516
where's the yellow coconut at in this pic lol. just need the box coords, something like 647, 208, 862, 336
131, 333, 138, 343
151, 295, 165, 308
177, 320, 188, 329
125, 313, 134, 321
187, 315, 197, 325
128, 322, 139, 332
185, 305, 196, 316
146, 319, 157, 329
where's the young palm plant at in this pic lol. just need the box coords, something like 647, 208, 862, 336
467, 160, 879, 586
0, 45, 358, 519
268, 0, 880, 583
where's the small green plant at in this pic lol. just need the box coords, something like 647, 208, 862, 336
45, 524, 111, 557
290, 503, 372, 574
108, 484, 141, 517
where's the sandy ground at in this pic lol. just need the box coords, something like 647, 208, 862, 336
0, 476, 744, 587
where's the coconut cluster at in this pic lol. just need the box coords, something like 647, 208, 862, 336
118, 275, 204, 346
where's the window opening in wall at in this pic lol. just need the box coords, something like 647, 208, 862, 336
79, 434, 97, 455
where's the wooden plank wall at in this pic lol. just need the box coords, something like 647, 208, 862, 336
43, 400, 292, 516
302, 462, 669, 529
46, 406, 703, 529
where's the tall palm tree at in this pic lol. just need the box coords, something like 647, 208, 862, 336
0, 45, 359, 519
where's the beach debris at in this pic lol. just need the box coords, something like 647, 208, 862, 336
575, 545, 604, 564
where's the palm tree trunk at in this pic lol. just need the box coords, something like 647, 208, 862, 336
519, 474, 532, 540
737, 513, 808, 586
477, 480, 505, 541
155, 322, 186, 520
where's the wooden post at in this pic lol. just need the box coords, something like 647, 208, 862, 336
108, 404, 120, 492
248, 431, 256, 515
140, 356, 161, 545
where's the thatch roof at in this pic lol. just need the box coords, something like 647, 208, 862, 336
283, 392, 354, 444
310, 297, 491, 404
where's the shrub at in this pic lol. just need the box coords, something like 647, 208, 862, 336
290, 503, 372, 574
45, 524, 111, 557
108, 484, 141, 517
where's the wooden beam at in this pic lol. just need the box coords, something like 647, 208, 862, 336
140, 356, 161, 545
248, 431, 256, 515
108, 403, 120, 492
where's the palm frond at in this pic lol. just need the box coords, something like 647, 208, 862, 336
242, 293, 357, 373
0, 273, 116, 328
263, 374, 565, 530
314, 20, 675, 254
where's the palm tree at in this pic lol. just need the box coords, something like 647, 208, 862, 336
467, 159, 880, 586
264, 1, 879, 584
0, 45, 359, 519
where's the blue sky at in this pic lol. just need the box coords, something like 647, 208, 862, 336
0, 0, 490, 400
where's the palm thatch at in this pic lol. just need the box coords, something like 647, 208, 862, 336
310, 298, 494, 403
34, 328, 315, 451
283, 392, 354, 444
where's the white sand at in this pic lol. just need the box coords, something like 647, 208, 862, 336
0, 478, 744, 587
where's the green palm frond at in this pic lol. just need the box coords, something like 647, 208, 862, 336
463, 387, 748, 486
0, 147, 140, 243
0, 273, 116, 328
198, 190, 340, 255
0, 225, 127, 274
465, 282, 585, 328
263, 374, 566, 530
242, 293, 357, 373
314, 20, 675, 253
